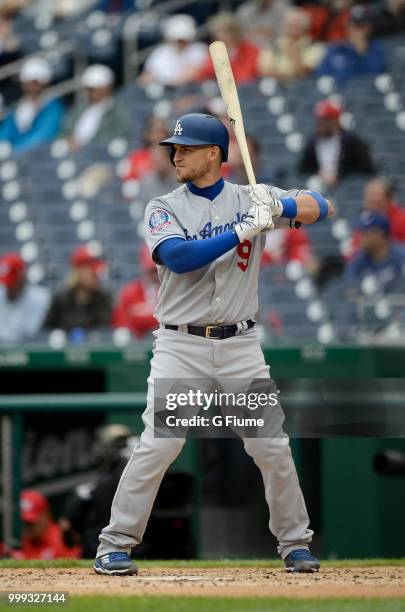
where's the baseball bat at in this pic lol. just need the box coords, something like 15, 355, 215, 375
209, 40, 256, 186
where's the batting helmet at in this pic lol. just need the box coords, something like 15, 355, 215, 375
159, 113, 229, 163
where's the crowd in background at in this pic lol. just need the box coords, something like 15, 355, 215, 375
2, 1, 405, 144
0, 0, 405, 344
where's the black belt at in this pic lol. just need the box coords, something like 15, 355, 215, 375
164, 319, 255, 339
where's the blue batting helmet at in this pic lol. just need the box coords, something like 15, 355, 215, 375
159, 113, 229, 162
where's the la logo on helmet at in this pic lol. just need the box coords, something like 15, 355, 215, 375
174, 120, 183, 135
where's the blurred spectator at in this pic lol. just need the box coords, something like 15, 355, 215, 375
75, 162, 113, 199
0, 252, 50, 344
25, 0, 99, 19
195, 13, 260, 85
345, 212, 405, 293
228, 134, 274, 184
0, 58, 64, 154
347, 178, 405, 259
360, 178, 405, 242
302, 0, 352, 42
8, 490, 80, 560
112, 245, 159, 339
236, 0, 291, 46
63, 64, 130, 151
43, 246, 112, 334
262, 226, 313, 266
316, 5, 387, 86
60, 424, 133, 558
374, 0, 405, 37
0, 1, 32, 16
298, 98, 375, 188
137, 144, 177, 206
122, 115, 169, 182
0, 12, 22, 104
139, 14, 207, 87
258, 8, 325, 81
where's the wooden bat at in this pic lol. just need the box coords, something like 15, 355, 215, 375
209, 40, 256, 186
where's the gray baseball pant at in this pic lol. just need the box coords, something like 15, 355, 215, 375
97, 327, 313, 560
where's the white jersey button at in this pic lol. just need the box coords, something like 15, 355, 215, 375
215, 297, 221, 303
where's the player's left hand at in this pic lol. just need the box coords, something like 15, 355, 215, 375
248, 184, 283, 218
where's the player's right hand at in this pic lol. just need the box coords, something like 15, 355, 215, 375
248, 184, 284, 218
234, 203, 274, 242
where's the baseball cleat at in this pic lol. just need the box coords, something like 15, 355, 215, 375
284, 549, 320, 573
94, 552, 138, 576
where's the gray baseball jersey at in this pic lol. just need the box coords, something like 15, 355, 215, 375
144, 181, 300, 325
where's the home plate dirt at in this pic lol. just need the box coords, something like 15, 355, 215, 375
1, 567, 405, 598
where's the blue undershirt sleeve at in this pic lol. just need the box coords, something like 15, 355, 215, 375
155, 231, 240, 274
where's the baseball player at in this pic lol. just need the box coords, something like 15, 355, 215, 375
94, 113, 335, 576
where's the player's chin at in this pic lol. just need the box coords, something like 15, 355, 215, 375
175, 168, 189, 183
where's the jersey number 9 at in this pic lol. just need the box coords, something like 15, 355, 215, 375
237, 240, 252, 272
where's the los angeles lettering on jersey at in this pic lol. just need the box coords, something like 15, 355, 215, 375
183, 212, 248, 241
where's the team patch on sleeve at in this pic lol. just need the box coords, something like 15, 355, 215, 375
148, 209, 173, 234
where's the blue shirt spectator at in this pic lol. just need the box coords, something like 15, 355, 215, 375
345, 212, 405, 293
0, 58, 63, 154
0, 98, 63, 154
0, 252, 50, 344
317, 5, 386, 86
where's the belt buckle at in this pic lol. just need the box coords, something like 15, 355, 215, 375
205, 325, 217, 338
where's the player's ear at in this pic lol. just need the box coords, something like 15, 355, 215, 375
210, 145, 221, 165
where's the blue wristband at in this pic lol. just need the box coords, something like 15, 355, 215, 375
280, 197, 297, 219
309, 191, 329, 222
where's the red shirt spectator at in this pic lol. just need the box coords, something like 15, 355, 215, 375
123, 115, 169, 182
112, 246, 159, 339
303, 1, 351, 42
123, 149, 155, 182
261, 227, 313, 266
12, 522, 79, 561
196, 13, 260, 85
350, 204, 405, 253
197, 39, 259, 84
385, 204, 405, 242
3, 490, 80, 560
345, 202, 405, 259
346, 178, 405, 260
